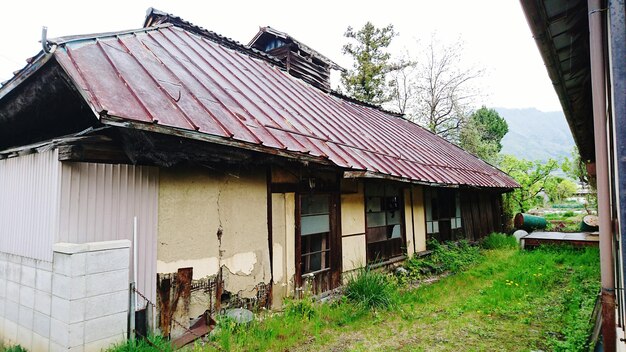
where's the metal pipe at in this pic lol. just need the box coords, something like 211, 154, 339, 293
588, 0, 616, 350
41, 26, 50, 54
609, 0, 626, 336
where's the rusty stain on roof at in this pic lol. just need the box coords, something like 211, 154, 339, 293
36, 22, 517, 189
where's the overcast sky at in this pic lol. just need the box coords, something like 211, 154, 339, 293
0, 0, 561, 112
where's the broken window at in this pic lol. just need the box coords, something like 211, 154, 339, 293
425, 188, 463, 241
365, 182, 405, 263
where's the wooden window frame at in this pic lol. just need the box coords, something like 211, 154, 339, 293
364, 182, 406, 263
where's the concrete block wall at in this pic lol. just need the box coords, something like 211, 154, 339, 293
0, 240, 130, 351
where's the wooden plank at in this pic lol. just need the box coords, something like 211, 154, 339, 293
460, 191, 475, 241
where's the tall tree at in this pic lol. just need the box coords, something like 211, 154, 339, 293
392, 37, 483, 143
341, 22, 397, 105
470, 107, 508, 152
460, 107, 508, 162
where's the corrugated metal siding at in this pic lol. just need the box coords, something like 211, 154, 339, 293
58, 162, 159, 306
0, 150, 60, 261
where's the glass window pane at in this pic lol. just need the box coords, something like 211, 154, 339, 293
390, 224, 402, 238
366, 197, 382, 212
450, 218, 456, 229
301, 214, 329, 235
427, 222, 433, 234
367, 212, 386, 227
455, 192, 461, 217
456, 217, 462, 229
386, 210, 401, 225
433, 221, 439, 233
306, 253, 321, 273
301, 195, 329, 215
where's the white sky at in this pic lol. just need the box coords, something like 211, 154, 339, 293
0, 0, 562, 112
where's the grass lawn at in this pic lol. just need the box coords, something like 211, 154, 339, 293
112, 239, 600, 352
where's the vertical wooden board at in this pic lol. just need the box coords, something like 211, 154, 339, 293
331, 192, 342, 288
480, 194, 492, 235
460, 191, 474, 241
479, 193, 491, 237
470, 193, 482, 239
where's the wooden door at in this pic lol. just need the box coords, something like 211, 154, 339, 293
295, 193, 341, 295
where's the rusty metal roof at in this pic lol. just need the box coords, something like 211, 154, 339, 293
45, 24, 517, 189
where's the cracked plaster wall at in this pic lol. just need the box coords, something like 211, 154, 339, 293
156, 166, 270, 299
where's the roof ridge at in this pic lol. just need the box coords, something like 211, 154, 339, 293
143, 8, 283, 67
48, 24, 172, 46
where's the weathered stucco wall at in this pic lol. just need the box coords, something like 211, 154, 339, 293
157, 166, 270, 301
411, 186, 427, 252
341, 181, 366, 272
271, 193, 295, 308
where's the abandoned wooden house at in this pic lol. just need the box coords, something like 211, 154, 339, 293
0, 8, 518, 350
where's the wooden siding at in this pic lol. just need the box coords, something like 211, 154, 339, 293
460, 190, 504, 241
0, 150, 61, 261
58, 162, 159, 306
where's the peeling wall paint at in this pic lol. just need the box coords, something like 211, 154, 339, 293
157, 165, 271, 316
157, 258, 219, 280
222, 252, 257, 276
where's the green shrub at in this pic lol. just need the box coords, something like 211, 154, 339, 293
425, 239, 482, 274
344, 267, 397, 310
3, 346, 28, 352
284, 296, 317, 320
107, 335, 173, 352
481, 233, 518, 250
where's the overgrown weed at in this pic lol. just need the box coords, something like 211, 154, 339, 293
481, 232, 518, 249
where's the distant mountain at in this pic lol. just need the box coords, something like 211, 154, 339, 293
496, 108, 575, 162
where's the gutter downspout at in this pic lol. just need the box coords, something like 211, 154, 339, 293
589, 0, 617, 350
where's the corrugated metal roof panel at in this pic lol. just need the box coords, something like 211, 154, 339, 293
52, 25, 518, 189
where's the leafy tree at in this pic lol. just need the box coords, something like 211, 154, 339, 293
459, 117, 499, 163
544, 177, 579, 204
561, 146, 590, 185
562, 146, 597, 212
470, 107, 508, 152
341, 22, 397, 105
499, 155, 559, 213
459, 107, 508, 163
